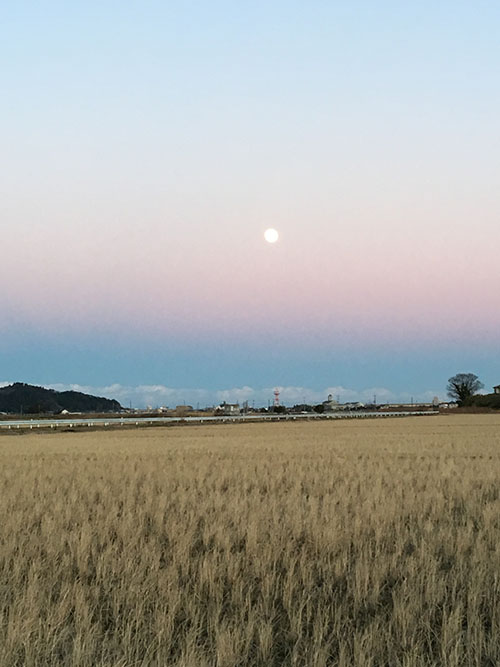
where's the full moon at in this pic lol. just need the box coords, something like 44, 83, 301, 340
264, 228, 279, 243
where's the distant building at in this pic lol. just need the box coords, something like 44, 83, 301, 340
322, 394, 340, 412
175, 405, 193, 416
494, 385, 500, 395
215, 402, 240, 416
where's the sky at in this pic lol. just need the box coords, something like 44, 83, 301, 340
1, 1, 499, 407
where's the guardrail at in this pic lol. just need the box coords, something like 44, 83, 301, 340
0, 411, 439, 430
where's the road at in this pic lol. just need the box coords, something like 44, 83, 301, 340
0, 411, 438, 430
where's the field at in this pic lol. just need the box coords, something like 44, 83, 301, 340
0, 416, 499, 666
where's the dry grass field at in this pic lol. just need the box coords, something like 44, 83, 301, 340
0, 415, 499, 666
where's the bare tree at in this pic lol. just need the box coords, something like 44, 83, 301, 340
447, 373, 484, 405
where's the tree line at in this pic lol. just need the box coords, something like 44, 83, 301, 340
447, 373, 500, 409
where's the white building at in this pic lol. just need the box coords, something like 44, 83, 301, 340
322, 394, 340, 412
215, 402, 241, 416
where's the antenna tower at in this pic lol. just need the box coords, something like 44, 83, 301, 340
273, 388, 280, 407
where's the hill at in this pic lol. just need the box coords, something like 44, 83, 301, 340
0, 383, 122, 415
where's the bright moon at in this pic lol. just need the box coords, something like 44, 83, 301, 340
264, 228, 279, 243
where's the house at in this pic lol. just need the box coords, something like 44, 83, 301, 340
343, 402, 365, 410
494, 385, 500, 395
215, 402, 241, 416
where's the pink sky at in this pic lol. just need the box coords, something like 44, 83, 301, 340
2, 215, 498, 347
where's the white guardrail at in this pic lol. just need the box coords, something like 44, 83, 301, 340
0, 411, 439, 430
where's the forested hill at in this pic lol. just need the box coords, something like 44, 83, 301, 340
0, 383, 122, 414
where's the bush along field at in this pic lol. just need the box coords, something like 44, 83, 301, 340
0, 415, 499, 666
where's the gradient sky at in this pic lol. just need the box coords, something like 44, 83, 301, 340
1, 1, 499, 406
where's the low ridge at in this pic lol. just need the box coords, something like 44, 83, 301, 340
0, 383, 122, 415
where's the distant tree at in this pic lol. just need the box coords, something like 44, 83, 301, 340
447, 373, 484, 405
313, 404, 324, 414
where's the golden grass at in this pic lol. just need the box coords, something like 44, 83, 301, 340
0, 415, 499, 666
